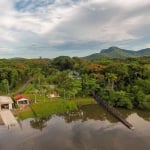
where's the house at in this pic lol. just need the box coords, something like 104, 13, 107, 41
14, 94, 30, 105
42, 84, 60, 98
69, 71, 80, 79
47, 90, 60, 98
0, 96, 13, 111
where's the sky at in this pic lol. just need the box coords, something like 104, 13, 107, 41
0, 0, 150, 58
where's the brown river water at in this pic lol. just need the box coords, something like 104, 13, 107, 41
0, 104, 150, 150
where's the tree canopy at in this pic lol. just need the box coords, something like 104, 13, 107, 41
0, 56, 150, 110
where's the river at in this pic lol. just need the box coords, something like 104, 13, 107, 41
0, 104, 150, 150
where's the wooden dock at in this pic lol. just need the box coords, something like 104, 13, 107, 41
93, 93, 134, 130
0, 110, 18, 128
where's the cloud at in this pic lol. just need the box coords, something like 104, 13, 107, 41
0, 0, 150, 58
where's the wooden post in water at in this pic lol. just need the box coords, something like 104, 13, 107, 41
92, 93, 134, 130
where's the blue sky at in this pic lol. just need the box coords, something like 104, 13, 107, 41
0, 0, 150, 58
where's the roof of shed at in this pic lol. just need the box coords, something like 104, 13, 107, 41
14, 94, 29, 101
0, 96, 13, 104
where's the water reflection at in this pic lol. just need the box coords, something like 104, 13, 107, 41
30, 104, 119, 130
0, 104, 150, 150
63, 104, 119, 123
30, 117, 50, 131
30, 104, 150, 130
136, 109, 150, 121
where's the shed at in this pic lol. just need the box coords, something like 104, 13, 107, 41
0, 96, 13, 111
14, 94, 30, 105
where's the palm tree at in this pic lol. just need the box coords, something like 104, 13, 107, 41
106, 73, 117, 90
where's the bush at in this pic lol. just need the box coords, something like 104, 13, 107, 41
138, 95, 150, 110
108, 90, 133, 109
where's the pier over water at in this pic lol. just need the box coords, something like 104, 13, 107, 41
93, 93, 134, 130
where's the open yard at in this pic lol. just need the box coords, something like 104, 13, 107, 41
16, 96, 95, 120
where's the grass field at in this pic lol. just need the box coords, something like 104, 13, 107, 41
17, 96, 95, 120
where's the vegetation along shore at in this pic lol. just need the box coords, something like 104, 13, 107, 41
0, 55, 149, 119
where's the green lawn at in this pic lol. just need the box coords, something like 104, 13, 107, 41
18, 96, 95, 120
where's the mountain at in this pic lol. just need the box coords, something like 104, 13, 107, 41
137, 48, 150, 56
9, 57, 26, 60
85, 47, 150, 59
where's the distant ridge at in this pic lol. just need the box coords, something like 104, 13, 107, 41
85, 47, 150, 59
9, 57, 26, 60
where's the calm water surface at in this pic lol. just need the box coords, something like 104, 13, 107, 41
0, 104, 150, 150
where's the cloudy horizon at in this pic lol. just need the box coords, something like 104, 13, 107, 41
0, 0, 150, 58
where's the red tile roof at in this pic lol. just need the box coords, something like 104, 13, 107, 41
14, 94, 29, 101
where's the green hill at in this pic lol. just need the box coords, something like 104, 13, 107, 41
85, 47, 150, 59
137, 48, 150, 56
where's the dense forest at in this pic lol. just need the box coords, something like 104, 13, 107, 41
0, 56, 150, 110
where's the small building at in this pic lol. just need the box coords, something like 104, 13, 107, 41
69, 71, 80, 79
0, 96, 13, 111
14, 94, 30, 105
43, 84, 60, 98
47, 90, 60, 98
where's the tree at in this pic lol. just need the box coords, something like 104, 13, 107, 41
52, 56, 75, 71
10, 69, 19, 88
143, 64, 150, 79
108, 90, 133, 109
31, 68, 45, 94
1, 79, 9, 95
128, 63, 144, 82
135, 90, 146, 109
57, 72, 81, 99
105, 73, 117, 90
104, 63, 129, 90
81, 74, 99, 96
135, 79, 150, 94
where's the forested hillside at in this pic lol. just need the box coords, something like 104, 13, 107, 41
0, 56, 150, 110
85, 47, 150, 59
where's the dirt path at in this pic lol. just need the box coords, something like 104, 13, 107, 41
14, 77, 33, 95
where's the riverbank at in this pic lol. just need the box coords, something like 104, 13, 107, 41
16, 97, 95, 120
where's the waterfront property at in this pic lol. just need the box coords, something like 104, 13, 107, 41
0, 96, 13, 111
14, 94, 30, 106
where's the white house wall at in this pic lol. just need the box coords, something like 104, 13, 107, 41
9, 104, 12, 109
17, 98, 29, 105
